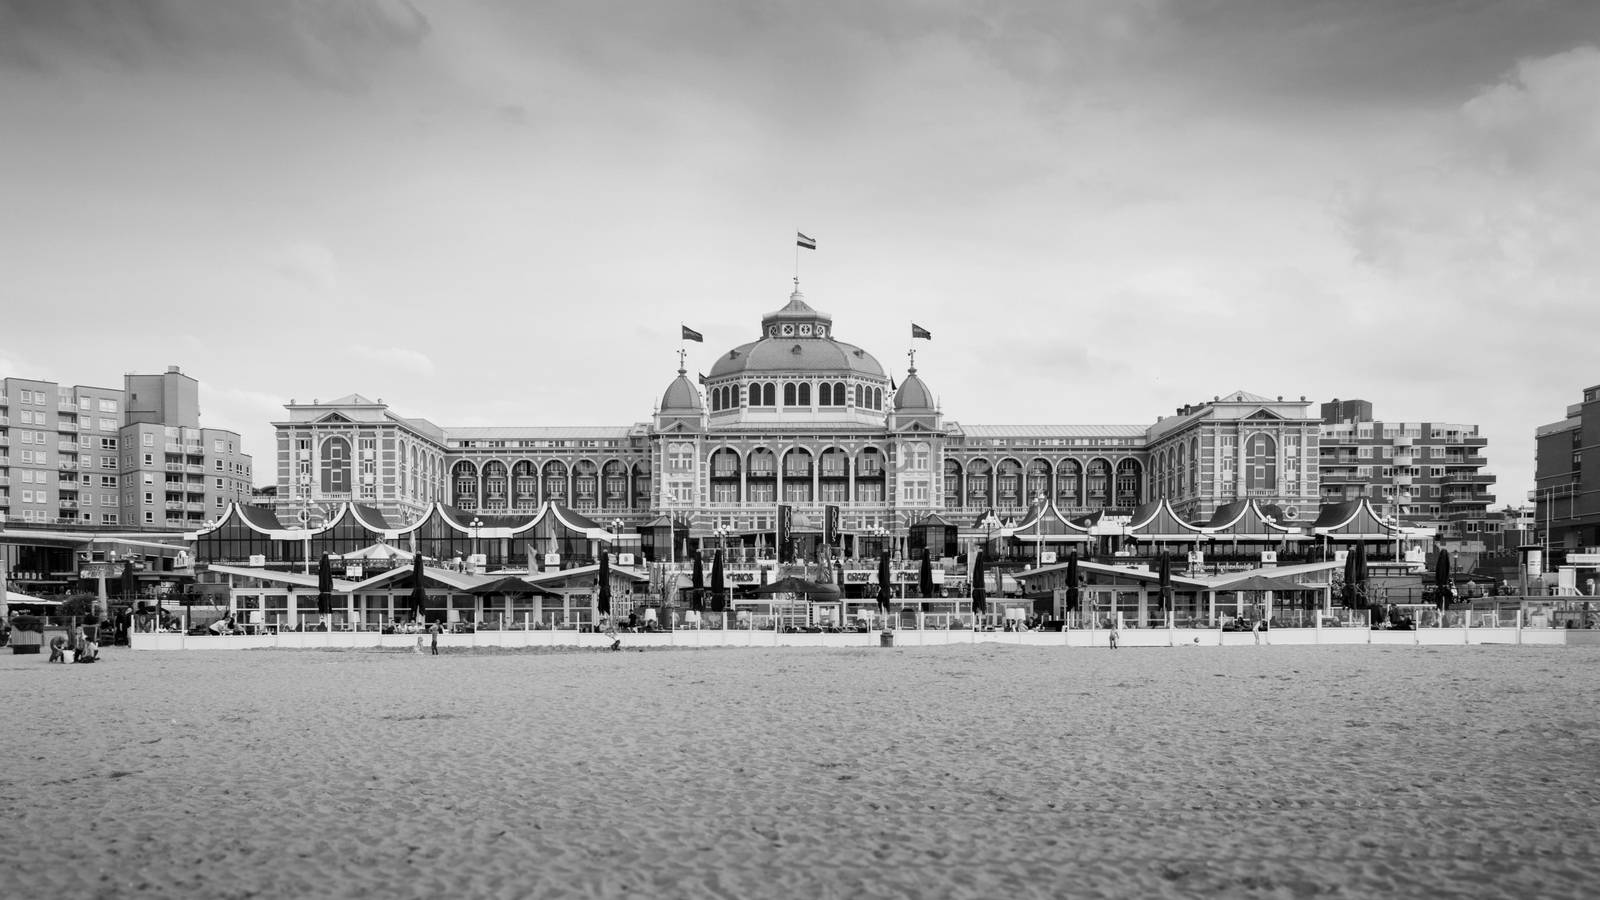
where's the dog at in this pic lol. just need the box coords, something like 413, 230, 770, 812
48, 636, 68, 663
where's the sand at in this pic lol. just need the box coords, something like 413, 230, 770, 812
3, 644, 1598, 899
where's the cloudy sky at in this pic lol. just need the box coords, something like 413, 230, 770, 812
3, 0, 1598, 504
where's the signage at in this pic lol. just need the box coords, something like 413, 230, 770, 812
1524, 549, 1543, 576
544, 553, 561, 567
248, 554, 266, 567
727, 570, 759, 585
1186, 551, 1204, 565
345, 566, 363, 579
617, 553, 636, 566
1260, 551, 1277, 565
469, 553, 487, 567
1040, 551, 1058, 565
1567, 553, 1600, 566
79, 564, 117, 580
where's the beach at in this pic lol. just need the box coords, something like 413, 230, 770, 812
4, 643, 1598, 899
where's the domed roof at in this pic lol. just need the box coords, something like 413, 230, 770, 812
660, 369, 702, 412
893, 367, 935, 412
708, 338, 885, 378
707, 288, 885, 379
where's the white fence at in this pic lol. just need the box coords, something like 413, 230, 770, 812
130, 622, 1600, 651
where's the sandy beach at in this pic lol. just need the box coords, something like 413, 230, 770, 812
4, 643, 1598, 899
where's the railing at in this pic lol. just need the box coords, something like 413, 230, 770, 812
58, 500, 79, 509
57, 422, 78, 432
58, 461, 77, 471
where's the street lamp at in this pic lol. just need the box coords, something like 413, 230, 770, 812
1032, 492, 1046, 571
470, 517, 483, 571
1392, 491, 1409, 565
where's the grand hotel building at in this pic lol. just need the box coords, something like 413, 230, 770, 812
270, 289, 1495, 560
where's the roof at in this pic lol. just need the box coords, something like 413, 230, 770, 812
1216, 390, 1276, 404
1310, 498, 1397, 537
660, 370, 703, 413
893, 369, 935, 412
443, 425, 638, 440
953, 424, 1148, 439
706, 338, 886, 378
207, 564, 361, 591
1125, 499, 1203, 539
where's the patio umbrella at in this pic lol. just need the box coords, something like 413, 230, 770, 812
1353, 543, 1370, 611
597, 549, 612, 617
1434, 550, 1452, 609
316, 553, 333, 618
690, 552, 705, 612
919, 549, 934, 603
1342, 545, 1357, 607
876, 550, 892, 616
468, 576, 562, 598
1157, 552, 1172, 615
407, 554, 427, 621
120, 560, 138, 600
1065, 551, 1080, 612
710, 550, 726, 613
970, 552, 988, 617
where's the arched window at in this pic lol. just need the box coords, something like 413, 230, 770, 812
783, 383, 797, 406
797, 383, 811, 406
451, 460, 478, 508
542, 460, 568, 501
856, 385, 864, 408
817, 383, 831, 407
833, 383, 846, 406
1056, 459, 1081, 506
1190, 437, 1200, 497
762, 383, 775, 406
319, 437, 350, 493
1247, 434, 1278, 491
872, 388, 882, 409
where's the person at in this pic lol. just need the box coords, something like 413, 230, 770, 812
1253, 617, 1267, 646
49, 635, 68, 663
414, 622, 426, 654
1108, 619, 1119, 650
605, 620, 621, 652
428, 621, 442, 655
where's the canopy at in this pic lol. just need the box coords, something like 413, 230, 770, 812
1221, 575, 1317, 593
752, 576, 842, 600
5, 590, 62, 606
468, 576, 562, 598
332, 543, 416, 562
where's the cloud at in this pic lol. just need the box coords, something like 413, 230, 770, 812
0, 0, 432, 90
349, 345, 436, 377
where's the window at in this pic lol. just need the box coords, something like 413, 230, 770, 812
797, 383, 810, 406
100, 418, 115, 431
783, 383, 796, 406
144, 492, 153, 504
143, 433, 154, 447
99, 398, 117, 413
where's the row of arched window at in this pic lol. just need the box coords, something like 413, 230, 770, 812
943, 457, 1145, 510
316, 435, 444, 499
709, 381, 885, 412
449, 458, 653, 512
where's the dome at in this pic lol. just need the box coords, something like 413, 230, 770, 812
660, 369, 702, 412
893, 368, 935, 412
707, 288, 885, 379
708, 338, 886, 378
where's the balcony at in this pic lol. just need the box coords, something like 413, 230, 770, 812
185, 465, 204, 474
185, 443, 203, 453
0, 435, 8, 446
0, 415, 8, 425
57, 421, 77, 432
58, 402, 76, 412
185, 502, 204, 512
58, 461, 77, 471
59, 499, 79, 509
165, 443, 183, 453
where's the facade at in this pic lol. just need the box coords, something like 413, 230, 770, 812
267, 289, 1496, 561
1318, 399, 1496, 542
1534, 383, 1600, 557
0, 367, 253, 529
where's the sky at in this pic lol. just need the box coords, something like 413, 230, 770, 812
3, 0, 1599, 504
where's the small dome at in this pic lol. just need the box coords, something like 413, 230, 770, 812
893, 368, 934, 412
660, 370, 702, 412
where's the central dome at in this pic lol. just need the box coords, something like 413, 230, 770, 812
707, 289, 886, 378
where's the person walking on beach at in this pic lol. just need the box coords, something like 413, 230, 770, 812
1253, 618, 1267, 645
427, 621, 441, 655
1108, 619, 1120, 650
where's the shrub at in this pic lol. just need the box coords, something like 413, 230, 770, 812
11, 615, 43, 633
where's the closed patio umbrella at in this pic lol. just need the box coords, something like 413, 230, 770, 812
1157, 552, 1173, 616
316, 553, 334, 619
597, 549, 612, 617
1065, 551, 1081, 612
1434, 550, 1452, 610
120, 560, 138, 600
690, 552, 705, 612
970, 552, 988, 620
407, 554, 427, 622
919, 549, 934, 605
876, 550, 892, 617
710, 550, 726, 613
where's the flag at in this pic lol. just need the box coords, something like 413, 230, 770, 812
696, 372, 707, 385
890, 374, 897, 391
912, 323, 932, 340
681, 325, 703, 342
796, 232, 816, 250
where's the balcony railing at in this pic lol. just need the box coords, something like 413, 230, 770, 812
58, 461, 77, 471
57, 421, 78, 432
58, 500, 79, 509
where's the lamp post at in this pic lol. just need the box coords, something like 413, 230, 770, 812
1032, 492, 1046, 572
1392, 491, 1409, 566
469, 517, 484, 574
